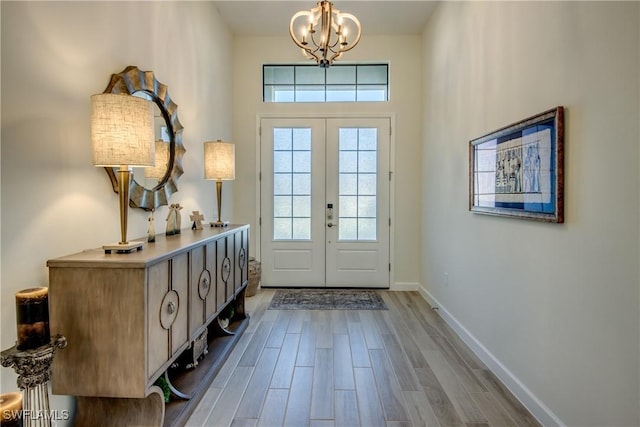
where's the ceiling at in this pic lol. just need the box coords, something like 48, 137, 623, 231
212, 1, 439, 37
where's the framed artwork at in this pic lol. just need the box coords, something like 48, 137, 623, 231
469, 106, 564, 222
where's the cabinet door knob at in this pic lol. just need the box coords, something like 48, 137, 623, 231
160, 290, 180, 330
167, 301, 176, 314
198, 270, 212, 300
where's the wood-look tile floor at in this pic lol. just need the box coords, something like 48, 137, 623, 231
186, 290, 541, 427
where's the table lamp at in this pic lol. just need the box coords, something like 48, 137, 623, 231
145, 140, 170, 180
91, 93, 155, 253
204, 140, 235, 227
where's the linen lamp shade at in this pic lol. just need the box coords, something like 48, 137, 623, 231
91, 93, 155, 167
204, 140, 235, 181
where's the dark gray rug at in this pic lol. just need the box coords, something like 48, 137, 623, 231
268, 289, 387, 310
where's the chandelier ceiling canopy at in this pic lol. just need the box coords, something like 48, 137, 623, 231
289, 1, 362, 68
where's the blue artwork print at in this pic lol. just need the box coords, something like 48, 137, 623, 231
470, 107, 563, 222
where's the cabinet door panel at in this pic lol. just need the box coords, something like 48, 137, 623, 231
148, 262, 170, 379
171, 252, 189, 355
226, 236, 235, 302
234, 229, 248, 294
216, 237, 231, 312
190, 247, 206, 337
204, 242, 218, 321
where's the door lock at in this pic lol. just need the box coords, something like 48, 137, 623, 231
326, 203, 334, 220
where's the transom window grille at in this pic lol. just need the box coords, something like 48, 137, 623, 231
273, 128, 312, 240
338, 128, 377, 241
264, 64, 388, 103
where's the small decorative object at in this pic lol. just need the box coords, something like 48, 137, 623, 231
289, 0, 362, 68
190, 211, 204, 230
175, 204, 182, 232
247, 257, 261, 297
166, 203, 183, 236
204, 140, 235, 227
175, 329, 208, 370
15, 288, 50, 351
469, 106, 564, 222
0, 392, 22, 427
1, 335, 67, 427
218, 304, 235, 330
147, 209, 156, 243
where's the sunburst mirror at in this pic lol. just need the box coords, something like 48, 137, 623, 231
101, 65, 185, 211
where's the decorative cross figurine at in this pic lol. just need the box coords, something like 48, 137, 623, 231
190, 211, 205, 230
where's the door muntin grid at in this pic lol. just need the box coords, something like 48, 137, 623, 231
338, 127, 378, 241
272, 127, 312, 240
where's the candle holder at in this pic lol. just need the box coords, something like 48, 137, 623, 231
1, 335, 67, 427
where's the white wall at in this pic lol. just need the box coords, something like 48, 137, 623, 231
0, 1, 233, 420
231, 34, 423, 288
421, 1, 639, 426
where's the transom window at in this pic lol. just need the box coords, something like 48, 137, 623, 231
263, 64, 388, 103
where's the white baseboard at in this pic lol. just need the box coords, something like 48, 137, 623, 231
390, 282, 419, 291
417, 285, 565, 427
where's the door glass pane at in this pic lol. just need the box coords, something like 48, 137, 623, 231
340, 173, 357, 195
274, 218, 292, 240
358, 218, 377, 240
273, 128, 312, 240
274, 196, 292, 217
338, 128, 378, 241
274, 151, 292, 172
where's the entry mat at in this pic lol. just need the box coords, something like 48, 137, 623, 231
268, 289, 388, 310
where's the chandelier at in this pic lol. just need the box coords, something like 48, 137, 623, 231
289, 1, 362, 68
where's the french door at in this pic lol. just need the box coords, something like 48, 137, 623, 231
260, 117, 390, 288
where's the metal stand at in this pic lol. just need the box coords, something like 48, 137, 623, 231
163, 371, 191, 401
1, 335, 67, 427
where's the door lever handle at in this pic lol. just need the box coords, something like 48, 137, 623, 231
327, 222, 338, 228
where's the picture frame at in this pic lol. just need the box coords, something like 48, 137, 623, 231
469, 106, 564, 222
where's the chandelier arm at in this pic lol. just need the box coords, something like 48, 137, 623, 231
335, 12, 362, 53
289, 11, 314, 50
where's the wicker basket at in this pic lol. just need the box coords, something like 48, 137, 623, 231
247, 257, 261, 297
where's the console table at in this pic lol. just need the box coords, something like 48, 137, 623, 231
47, 225, 250, 426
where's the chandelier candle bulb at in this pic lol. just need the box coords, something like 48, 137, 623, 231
0, 392, 22, 427
15, 287, 50, 351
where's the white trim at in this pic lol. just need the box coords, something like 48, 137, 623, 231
390, 282, 418, 291
418, 285, 565, 427
254, 115, 262, 261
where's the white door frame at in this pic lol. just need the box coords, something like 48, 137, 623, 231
254, 113, 396, 287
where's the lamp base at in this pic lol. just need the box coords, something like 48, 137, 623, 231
103, 241, 144, 254
210, 221, 230, 228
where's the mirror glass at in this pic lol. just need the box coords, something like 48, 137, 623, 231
102, 66, 185, 211
131, 94, 170, 190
